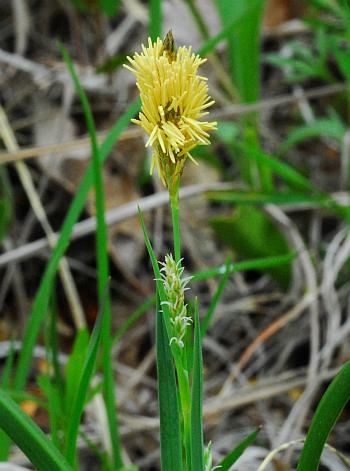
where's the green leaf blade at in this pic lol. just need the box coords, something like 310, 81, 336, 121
280, 117, 345, 153
297, 359, 350, 471
64, 309, 105, 465
149, 0, 162, 41
201, 258, 231, 337
13, 98, 140, 396
238, 145, 315, 192
208, 189, 327, 206
156, 295, 183, 471
219, 426, 261, 470
0, 389, 73, 471
138, 208, 179, 353
60, 44, 123, 469
191, 302, 204, 471
198, 0, 263, 58
214, 0, 265, 102
210, 207, 292, 289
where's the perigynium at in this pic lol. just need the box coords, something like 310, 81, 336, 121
124, 31, 217, 189
204, 442, 221, 471
159, 254, 192, 348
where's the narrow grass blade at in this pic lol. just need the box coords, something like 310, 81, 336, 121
211, 206, 292, 288
201, 258, 231, 337
13, 98, 139, 395
198, 0, 264, 58
215, 0, 265, 102
139, 208, 190, 391
1, 338, 15, 390
112, 254, 296, 346
156, 294, 183, 471
0, 338, 15, 459
187, 0, 210, 39
0, 389, 72, 471
112, 294, 156, 344
37, 374, 61, 449
138, 208, 178, 353
191, 301, 204, 471
59, 44, 107, 298
64, 329, 89, 416
207, 189, 329, 206
61, 45, 123, 469
64, 295, 105, 466
6, 391, 47, 409
239, 145, 315, 192
236, 146, 348, 219
47, 295, 65, 407
211, 0, 269, 188
218, 426, 261, 470
149, 0, 161, 41
110, 252, 297, 349
42, 294, 65, 449
79, 429, 111, 469
280, 118, 345, 153
139, 208, 192, 466
297, 358, 350, 471
192, 252, 297, 282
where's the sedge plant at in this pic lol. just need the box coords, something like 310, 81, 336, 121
125, 31, 260, 471
0, 5, 348, 468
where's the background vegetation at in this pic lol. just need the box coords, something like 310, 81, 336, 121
1, 0, 350, 469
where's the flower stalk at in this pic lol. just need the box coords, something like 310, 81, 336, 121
169, 176, 181, 264
127, 32, 217, 471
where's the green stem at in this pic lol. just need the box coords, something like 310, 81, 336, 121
176, 359, 192, 470
169, 177, 193, 469
149, 0, 162, 41
170, 178, 181, 264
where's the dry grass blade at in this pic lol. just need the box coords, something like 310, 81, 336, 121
0, 181, 233, 267
229, 293, 317, 382
0, 106, 86, 329
211, 83, 349, 120
0, 128, 142, 165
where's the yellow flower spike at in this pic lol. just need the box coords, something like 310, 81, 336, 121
124, 31, 217, 189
